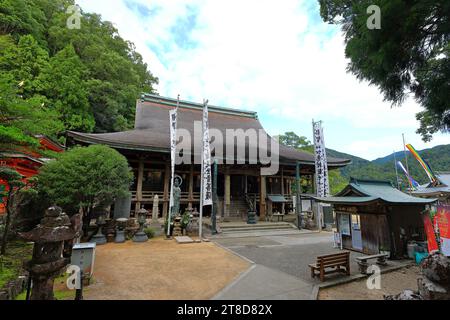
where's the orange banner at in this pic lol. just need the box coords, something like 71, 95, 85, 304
424, 214, 439, 253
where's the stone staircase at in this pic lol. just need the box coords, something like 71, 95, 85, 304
227, 198, 249, 218
209, 220, 303, 238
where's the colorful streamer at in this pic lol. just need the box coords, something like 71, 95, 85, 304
397, 161, 419, 189
405, 144, 437, 183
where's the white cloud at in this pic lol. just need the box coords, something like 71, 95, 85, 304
75, 0, 449, 160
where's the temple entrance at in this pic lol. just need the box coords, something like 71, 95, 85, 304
230, 175, 245, 197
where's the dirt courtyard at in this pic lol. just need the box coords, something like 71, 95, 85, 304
83, 237, 250, 300
319, 265, 420, 300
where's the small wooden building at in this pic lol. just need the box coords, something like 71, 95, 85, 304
315, 178, 436, 258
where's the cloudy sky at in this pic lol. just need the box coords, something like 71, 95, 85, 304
76, 0, 448, 160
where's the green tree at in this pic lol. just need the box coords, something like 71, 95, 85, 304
38, 44, 94, 131
0, 34, 49, 98
319, 0, 449, 141
278, 132, 311, 149
37, 145, 133, 234
0, 73, 64, 151
0, 0, 158, 134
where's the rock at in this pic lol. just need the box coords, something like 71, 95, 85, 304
418, 277, 450, 300
420, 252, 450, 286
384, 289, 423, 300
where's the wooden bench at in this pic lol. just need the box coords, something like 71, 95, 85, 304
308, 251, 350, 282
355, 253, 388, 274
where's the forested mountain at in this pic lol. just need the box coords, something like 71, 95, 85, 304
278, 132, 449, 194
340, 144, 450, 189
0, 0, 158, 152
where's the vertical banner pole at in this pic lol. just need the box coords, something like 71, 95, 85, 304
212, 159, 218, 234
313, 119, 330, 232
199, 99, 212, 240
167, 95, 180, 237
402, 133, 412, 195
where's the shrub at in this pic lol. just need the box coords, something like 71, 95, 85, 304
143, 227, 155, 239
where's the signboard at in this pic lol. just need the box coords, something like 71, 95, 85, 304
312, 120, 330, 197
436, 204, 450, 256
339, 213, 351, 236
201, 102, 212, 206
169, 108, 177, 213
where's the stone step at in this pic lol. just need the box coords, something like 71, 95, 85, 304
220, 224, 296, 233
210, 228, 305, 239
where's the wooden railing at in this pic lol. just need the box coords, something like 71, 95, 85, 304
131, 191, 200, 202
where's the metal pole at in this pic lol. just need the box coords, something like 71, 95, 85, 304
393, 150, 400, 189
75, 271, 83, 300
211, 159, 218, 234
402, 133, 412, 194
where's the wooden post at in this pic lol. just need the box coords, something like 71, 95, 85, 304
135, 158, 144, 213
162, 162, 170, 220
296, 161, 302, 229
259, 175, 266, 220
188, 164, 194, 209
281, 167, 285, 214
224, 172, 231, 217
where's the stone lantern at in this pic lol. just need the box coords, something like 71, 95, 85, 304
19, 206, 75, 300
132, 207, 148, 242
91, 213, 107, 245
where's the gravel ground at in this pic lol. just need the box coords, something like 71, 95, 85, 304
319, 265, 421, 300
83, 237, 250, 300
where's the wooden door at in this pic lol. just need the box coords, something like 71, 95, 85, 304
360, 214, 379, 254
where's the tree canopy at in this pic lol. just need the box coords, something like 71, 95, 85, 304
0, 0, 158, 155
37, 144, 133, 216
319, 0, 449, 141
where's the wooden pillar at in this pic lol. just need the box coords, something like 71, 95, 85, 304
244, 175, 248, 194
281, 167, 285, 214
259, 175, 266, 220
135, 158, 144, 213
188, 164, 194, 209
162, 162, 170, 219
224, 172, 230, 217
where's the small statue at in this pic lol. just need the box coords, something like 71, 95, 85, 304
171, 175, 182, 218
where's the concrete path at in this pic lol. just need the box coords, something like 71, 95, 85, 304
213, 264, 313, 300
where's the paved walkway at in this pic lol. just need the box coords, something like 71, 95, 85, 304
213, 264, 313, 300
212, 232, 411, 299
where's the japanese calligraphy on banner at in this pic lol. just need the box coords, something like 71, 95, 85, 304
436, 204, 450, 256
312, 120, 330, 197
202, 101, 212, 206
424, 213, 439, 253
169, 108, 177, 211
